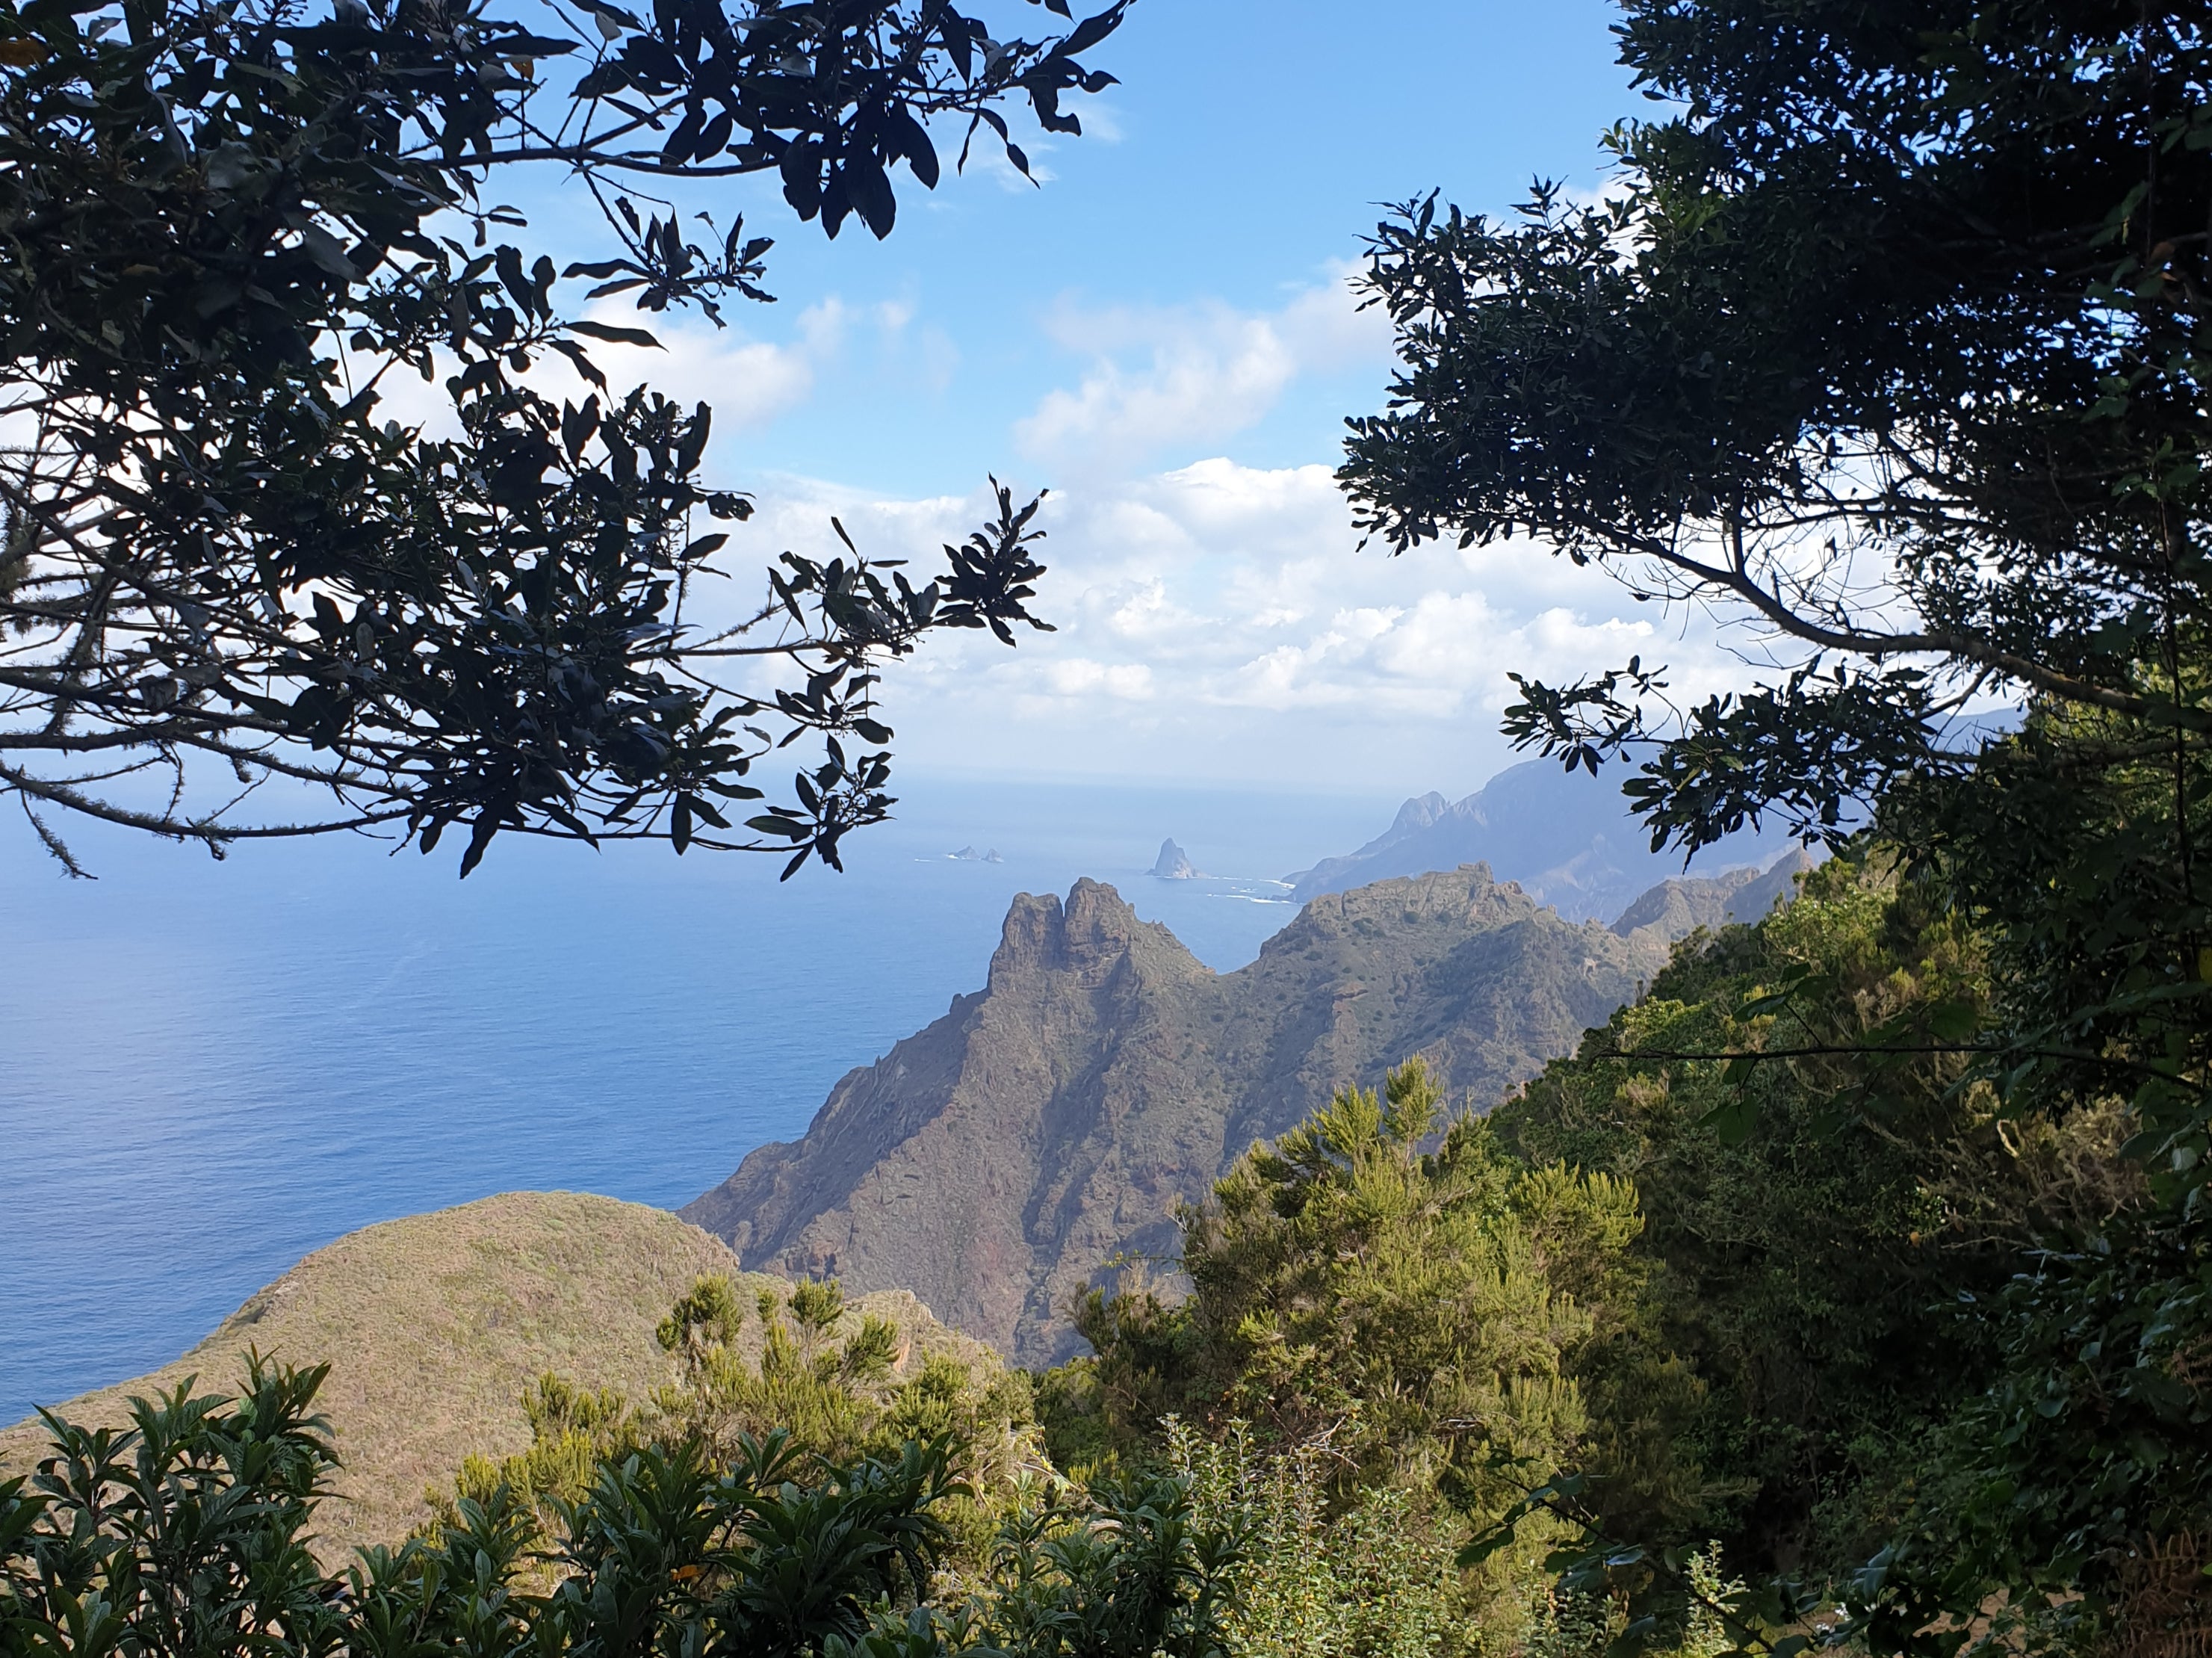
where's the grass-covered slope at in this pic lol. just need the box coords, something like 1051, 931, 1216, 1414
1, 1191, 987, 1556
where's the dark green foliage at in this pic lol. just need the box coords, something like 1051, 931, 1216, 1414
542, 1434, 955, 1658
1484, 858, 2202, 1656
1341, 0, 2212, 799
1493, 861, 2016, 1574
0, 1358, 1240, 1658
1166, 1421, 1476, 1658
1860, 1208, 2212, 1658
1050, 1062, 1673, 1579
977, 1477, 1243, 1658
0, 0, 1118, 870
1335, 0, 2212, 1644
1336, 0, 2212, 1187
1, 1358, 344, 1658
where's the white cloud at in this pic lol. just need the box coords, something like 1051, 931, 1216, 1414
338, 259, 1771, 798
1014, 273, 1392, 472
351, 297, 850, 445
695, 457, 1773, 795
548, 299, 841, 428
1043, 658, 1155, 699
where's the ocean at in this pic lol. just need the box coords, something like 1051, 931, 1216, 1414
0, 774, 1398, 1426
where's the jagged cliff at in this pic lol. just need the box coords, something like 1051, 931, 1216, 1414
1608, 849, 1816, 940
682, 866, 1679, 1365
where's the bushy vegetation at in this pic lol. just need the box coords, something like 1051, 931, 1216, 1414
1050, 855, 2200, 1658
1041, 1054, 1682, 1645
433, 1275, 1040, 1572
0, 1351, 1239, 1658
1165, 1418, 1475, 1658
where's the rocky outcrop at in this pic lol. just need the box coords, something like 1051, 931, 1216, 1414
682, 868, 1673, 1365
1150, 838, 1198, 879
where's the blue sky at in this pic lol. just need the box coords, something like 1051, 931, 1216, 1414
634, 0, 1644, 492
471, 1, 1749, 799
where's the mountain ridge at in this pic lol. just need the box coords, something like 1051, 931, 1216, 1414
1, 1193, 989, 1557
1285, 760, 1797, 921
683, 863, 1749, 1365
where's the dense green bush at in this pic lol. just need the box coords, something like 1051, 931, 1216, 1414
1494, 859, 2036, 1575
1048, 1061, 1664, 1509
1046, 1060, 1685, 1646
1491, 856, 2166, 1618
1165, 1418, 1475, 1658
434, 1275, 1041, 1578
0, 1357, 1240, 1658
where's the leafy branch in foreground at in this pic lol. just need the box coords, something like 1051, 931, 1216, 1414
0, 1356, 1245, 1658
0, 0, 1119, 870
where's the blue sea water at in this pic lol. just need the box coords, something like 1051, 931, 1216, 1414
0, 775, 1396, 1426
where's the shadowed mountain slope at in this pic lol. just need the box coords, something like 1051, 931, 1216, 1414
683, 867, 1680, 1366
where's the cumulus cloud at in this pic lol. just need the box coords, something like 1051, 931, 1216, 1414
1013, 273, 1392, 472
542, 298, 850, 428
343, 264, 1767, 797
704, 457, 1773, 794
356, 296, 861, 444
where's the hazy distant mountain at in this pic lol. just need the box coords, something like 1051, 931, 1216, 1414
1608, 849, 1815, 940
681, 864, 1770, 1366
1285, 760, 1799, 921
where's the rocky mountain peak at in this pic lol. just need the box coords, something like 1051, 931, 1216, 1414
1150, 838, 1198, 879
1286, 761, 1794, 919
1390, 791, 1453, 836
991, 879, 1206, 986
684, 867, 1673, 1364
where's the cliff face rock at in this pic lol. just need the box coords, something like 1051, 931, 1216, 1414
1150, 838, 1198, 879
682, 868, 1670, 1365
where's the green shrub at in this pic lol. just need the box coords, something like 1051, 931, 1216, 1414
0, 1357, 1239, 1658
433, 1275, 1044, 1577
1167, 1417, 1475, 1658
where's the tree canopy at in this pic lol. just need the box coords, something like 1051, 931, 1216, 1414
0, 0, 1121, 872
1333, 0, 2212, 1648
1339, 0, 2212, 1200
1344, 0, 2211, 816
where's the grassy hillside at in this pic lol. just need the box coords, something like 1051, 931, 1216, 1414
1, 1191, 990, 1558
